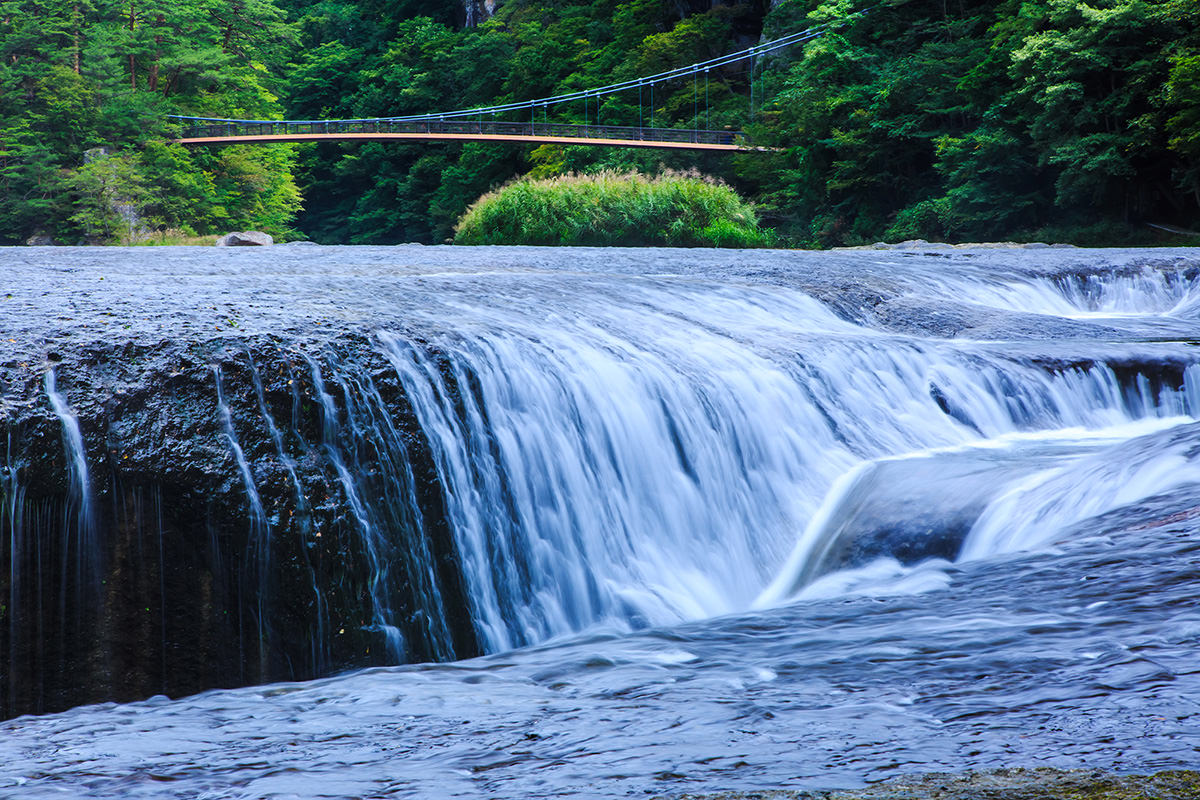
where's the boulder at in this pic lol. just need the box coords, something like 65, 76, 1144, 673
25, 234, 58, 246
215, 231, 274, 247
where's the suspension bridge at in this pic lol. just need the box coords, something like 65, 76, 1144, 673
172, 15, 858, 151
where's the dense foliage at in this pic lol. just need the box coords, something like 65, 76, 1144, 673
454, 170, 773, 246
0, 0, 301, 243
2, 0, 1198, 245
753, 0, 1200, 246
283, 0, 766, 243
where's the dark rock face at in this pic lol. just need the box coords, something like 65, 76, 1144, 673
2, 335, 480, 719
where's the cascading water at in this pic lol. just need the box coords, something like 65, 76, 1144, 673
935, 263, 1200, 318
43, 369, 98, 592
271, 265, 1197, 651
211, 264, 1200, 655
370, 292, 1184, 647
304, 355, 410, 661
751, 262, 1200, 606
4, 247, 1200, 797
213, 364, 270, 670
371, 284, 858, 649
5, 247, 1200, 724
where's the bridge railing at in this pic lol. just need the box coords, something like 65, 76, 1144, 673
178, 118, 742, 145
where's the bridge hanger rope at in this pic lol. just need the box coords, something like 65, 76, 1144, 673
169, 6, 874, 128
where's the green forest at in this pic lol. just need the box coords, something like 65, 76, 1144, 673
2, 0, 1198, 246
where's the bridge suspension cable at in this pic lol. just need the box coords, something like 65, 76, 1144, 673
169, 7, 872, 130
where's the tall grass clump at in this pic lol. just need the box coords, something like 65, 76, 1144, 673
454, 170, 774, 247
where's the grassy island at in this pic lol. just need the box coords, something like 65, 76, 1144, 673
453, 171, 774, 248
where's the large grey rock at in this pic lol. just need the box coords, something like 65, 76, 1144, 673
82, 146, 112, 163
25, 234, 58, 246
215, 230, 274, 247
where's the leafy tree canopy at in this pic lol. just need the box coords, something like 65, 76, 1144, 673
0, 0, 300, 242
3, 0, 1197, 245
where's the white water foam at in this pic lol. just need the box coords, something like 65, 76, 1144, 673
934, 266, 1200, 319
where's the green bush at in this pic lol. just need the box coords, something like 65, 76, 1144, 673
884, 198, 953, 244
453, 170, 774, 248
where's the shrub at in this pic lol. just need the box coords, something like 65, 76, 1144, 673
884, 198, 953, 243
454, 170, 774, 247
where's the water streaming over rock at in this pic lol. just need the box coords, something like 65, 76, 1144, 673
2, 246, 1200, 791
213, 364, 271, 671
365, 281, 1200, 648
936, 262, 1200, 318
43, 369, 98, 593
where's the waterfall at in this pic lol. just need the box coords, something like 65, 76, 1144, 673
44, 370, 98, 594
358, 276, 1199, 645
7, 250, 1200, 718
933, 264, 1200, 318
213, 364, 271, 673
959, 416, 1200, 560
373, 283, 867, 649
305, 356, 408, 661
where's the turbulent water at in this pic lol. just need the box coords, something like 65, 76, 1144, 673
2, 245, 1200, 798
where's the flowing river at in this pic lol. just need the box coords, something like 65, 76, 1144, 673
1, 245, 1198, 797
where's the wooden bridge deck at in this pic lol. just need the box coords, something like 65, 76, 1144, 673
177, 132, 744, 151
174, 120, 749, 151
